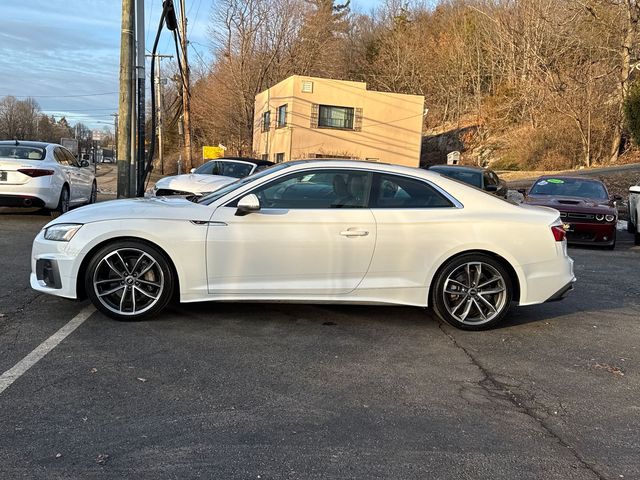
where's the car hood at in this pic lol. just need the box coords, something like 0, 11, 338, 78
46, 197, 212, 227
524, 195, 615, 213
154, 174, 235, 193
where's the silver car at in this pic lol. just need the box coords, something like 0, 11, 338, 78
151, 157, 274, 197
0, 140, 96, 216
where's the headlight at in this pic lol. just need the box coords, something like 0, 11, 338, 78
44, 223, 83, 242
605, 214, 616, 222
595, 214, 604, 221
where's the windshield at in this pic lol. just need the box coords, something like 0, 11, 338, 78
197, 163, 291, 205
0, 145, 45, 160
195, 160, 254, 178
432, 168, 482, 188
529, 178, 608, 200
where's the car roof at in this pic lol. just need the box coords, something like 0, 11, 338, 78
211, 157, 273, 166
0, 140, 53, 148
429, 164, 487, 173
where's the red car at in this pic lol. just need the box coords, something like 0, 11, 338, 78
522, 176, 620, 249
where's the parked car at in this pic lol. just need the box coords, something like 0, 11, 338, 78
428, 165, 508, 198
151, 157, 274, 197
522, 176, 619, 249
0, 140, 97, 216
31, 160, 575, 330
628, 181, 640, 245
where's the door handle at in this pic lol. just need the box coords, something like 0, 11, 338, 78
340, 229, 369, 237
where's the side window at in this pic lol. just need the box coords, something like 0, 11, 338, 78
371, 173, 454, 208
53, 148, 69, 166
64, 149, 79, 167
243, 169, 372, 209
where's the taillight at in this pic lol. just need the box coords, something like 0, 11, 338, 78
551, 225, 566, 241
17, 169, 55, 178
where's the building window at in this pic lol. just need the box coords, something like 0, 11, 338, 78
276, 152, 285, 163
318, 105, 354, 130
262, 111, 270, 132
277, 104, 287, 128
261, 154, 269, 161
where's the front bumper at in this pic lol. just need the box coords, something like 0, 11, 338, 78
564, 221, 616, 246
30, 230, 80, 299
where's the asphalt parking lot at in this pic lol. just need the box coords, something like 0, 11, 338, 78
0, 206, 639, 480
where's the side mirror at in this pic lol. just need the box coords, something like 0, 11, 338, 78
629, 185, 640, 194
190, 168, 196, 174
611, 194, 623, 201
517, 188, 527, 195
80, 160, 90, 168
485, 184, 498, 192
235, 194, 260, 216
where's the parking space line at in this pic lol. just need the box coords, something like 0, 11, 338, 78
0, 305, 95, 395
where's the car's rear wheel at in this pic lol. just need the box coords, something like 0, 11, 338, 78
634, 215, 640, 245
85, 240, 174, 321
50, 185, 70, 218
431, 254, 512, 331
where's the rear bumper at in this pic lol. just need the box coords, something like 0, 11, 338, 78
0, 194, 46, 208
0, 183, 58, 209
545, 281, 574, 302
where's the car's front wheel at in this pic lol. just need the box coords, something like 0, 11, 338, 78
431, 254, 513, 330
85, 240, 174, 321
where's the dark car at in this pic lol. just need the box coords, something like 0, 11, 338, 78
522, 176, 620, 249
428, 165, 508, 198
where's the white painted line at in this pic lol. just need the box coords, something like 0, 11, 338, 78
0, 304, 96, 395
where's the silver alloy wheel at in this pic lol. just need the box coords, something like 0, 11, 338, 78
92, 248, 165, 316
442, 261, 507, 325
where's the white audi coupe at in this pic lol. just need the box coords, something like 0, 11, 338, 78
31, 160, 575, 330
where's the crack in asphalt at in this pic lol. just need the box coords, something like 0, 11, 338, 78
438, 322, 608, 480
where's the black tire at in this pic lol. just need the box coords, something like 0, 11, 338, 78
88, 182, 97, 204
431, 253, 513, 331
85, 240, 174, 321
50, 185, 70, 218
635, 216, 640, 245
627, 217, 635, 234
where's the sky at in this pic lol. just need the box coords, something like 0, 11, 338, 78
0, 0, 383, 131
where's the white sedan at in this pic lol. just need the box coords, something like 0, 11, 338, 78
31, 160, 575, 330
628, 182, 640, 245
0, 140, 96, 215
151, 157, 273, 197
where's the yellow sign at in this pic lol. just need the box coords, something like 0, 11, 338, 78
202, 146, 225, 160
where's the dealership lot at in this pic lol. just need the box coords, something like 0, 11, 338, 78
0, 209, 638, 479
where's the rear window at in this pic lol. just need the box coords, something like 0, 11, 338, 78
0, 145, 46, 160
433, 169, 482, 188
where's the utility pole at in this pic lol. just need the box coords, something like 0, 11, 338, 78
117, 0, 135, 198
135, 0, 145, 195
111, 113, 119, 161
179, 0, 193, 171
146, 54, 173, 175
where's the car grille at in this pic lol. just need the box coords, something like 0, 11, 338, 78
559, 211, 596, 222
566, 231, 596, 242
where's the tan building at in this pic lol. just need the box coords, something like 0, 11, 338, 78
253, 76, 424, 167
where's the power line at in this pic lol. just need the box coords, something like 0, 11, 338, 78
3, 92, 118, 98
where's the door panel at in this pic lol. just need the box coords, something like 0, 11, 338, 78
206, 206, 376, 295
